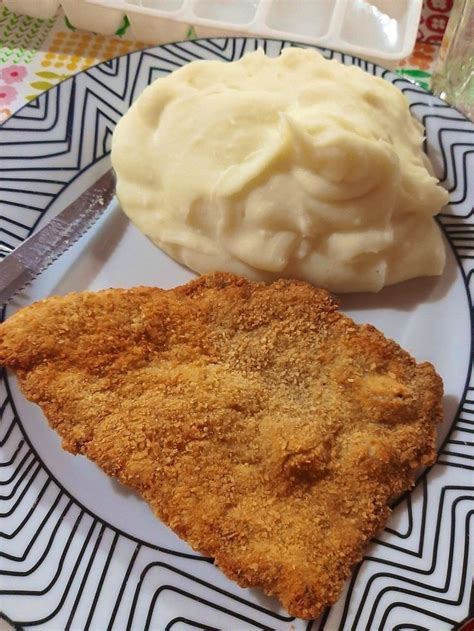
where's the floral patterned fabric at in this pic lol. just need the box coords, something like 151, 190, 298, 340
0, 2, 451, 123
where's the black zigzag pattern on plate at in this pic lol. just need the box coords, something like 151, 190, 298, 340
0, 38, 473, 629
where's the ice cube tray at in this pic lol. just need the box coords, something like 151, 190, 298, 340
2, 0, 423, 64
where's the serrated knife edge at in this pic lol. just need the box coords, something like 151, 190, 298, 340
0, 168, 116, 305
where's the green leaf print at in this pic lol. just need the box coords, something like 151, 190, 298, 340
396, 68, 432, 91
30, 80, 55, 91
64, 15, 76, 31
35, 71, 64, 79
115, 15, 130, 37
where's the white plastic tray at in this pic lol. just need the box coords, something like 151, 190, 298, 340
2, 0, 423, 63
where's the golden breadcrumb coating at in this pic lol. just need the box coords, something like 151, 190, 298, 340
0, 273, 443, 619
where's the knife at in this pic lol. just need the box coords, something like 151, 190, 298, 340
0, 168, 116, 305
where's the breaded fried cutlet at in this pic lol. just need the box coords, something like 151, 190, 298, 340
0, 273, 443, 619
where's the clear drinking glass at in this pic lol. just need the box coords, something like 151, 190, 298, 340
431, 0, 474, 119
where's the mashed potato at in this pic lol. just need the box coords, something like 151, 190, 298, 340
111, 48, 448, 292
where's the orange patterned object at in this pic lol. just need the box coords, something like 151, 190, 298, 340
39, 30, 147, 73
398, 42, 439, 70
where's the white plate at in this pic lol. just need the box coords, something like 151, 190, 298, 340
0, 38, 473, 630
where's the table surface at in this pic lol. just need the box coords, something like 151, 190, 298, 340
0, 1, 453, 124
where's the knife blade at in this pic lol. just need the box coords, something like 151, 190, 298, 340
0, 168, 116, 305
